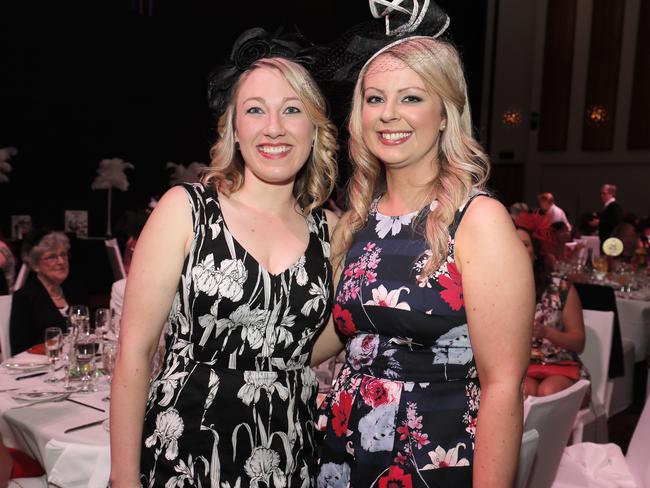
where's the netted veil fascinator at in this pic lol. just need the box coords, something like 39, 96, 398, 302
207, 27, 317, 119
312, 0, 451, 84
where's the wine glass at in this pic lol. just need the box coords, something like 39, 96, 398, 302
69, 304, 89, 337
102, 340, 117, 402
76, 332, 98, 393
95, 308, 111, 338
44, 327, 62, 384
592, 255, 608, 281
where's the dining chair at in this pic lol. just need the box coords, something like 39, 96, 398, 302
104, 238, 126, 281
8, 477, 48, 487
571, 310, 614, 444
12, 263, 29, 292
523, 379, 590, 488
515, 429, 539, 488
0, 295, 12, 362
552, 389, 650, 487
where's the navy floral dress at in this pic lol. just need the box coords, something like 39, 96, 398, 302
316, 195, 484, 488
140, 183, 333, 487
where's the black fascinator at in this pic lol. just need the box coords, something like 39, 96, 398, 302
207, 27, 317, 119
312, 0, 451, 84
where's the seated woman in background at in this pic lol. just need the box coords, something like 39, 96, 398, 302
515, 213, 588, 398
0, 237, 16, 295
609, 221, 646, 271
9, 229, 87, 355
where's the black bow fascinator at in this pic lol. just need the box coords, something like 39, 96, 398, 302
312, 0, 451, 84
207, 27, 317, 119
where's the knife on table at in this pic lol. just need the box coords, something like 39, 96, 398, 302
64, 418, 107, 434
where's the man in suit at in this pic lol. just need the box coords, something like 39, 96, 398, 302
598, 183, 623, 243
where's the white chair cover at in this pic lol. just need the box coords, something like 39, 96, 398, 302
0, 295, 12, 362
8, 477, 48, 487
104, 239, 126, 281
515, 429, 539, 488
523, 379, 590, 488
12, 263, 28, 292
572, 310, 614, 443
626, 394, 650, 487
552, 393, 650, 487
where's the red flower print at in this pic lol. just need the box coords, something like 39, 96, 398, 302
396, 423, 409, 441
439, 262, 463, 311
412, 431, 430, 449
378, 465, 413, 488
360, 377, 401, 408
333, 304, 357, 336
331, 390, 353, 437
394, 452, 408, 465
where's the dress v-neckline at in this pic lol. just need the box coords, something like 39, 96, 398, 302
212, 190, 314, 278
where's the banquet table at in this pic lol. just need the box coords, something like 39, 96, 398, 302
0, 352, 110, 488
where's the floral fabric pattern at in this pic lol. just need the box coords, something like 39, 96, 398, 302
317, 194, 484, 487
140, 183, 332, 487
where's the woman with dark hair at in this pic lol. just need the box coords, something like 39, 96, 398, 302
514, 213, 588, 399
9, 229, 87, 355
311, 3, 534, 486
109, 30, 339, 487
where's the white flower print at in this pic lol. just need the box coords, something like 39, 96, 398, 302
301, 276, 330, 316
153, 357, 189, 407
192, 255, 247, 301
204, 303, 268, 350
374, 212, 416, 239
300, 366, 317, 404
364, 285, 411, 310
292, 255, 308, 286
204, 370, 220, 410
244, 447, 287, 488
431, 324, 473, 366
144, 408, 184, 461
421, 443, 470, 470
164, 453, 209, 488
237, 371, 289, 406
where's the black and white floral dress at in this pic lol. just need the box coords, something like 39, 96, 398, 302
140, 183, 333, 487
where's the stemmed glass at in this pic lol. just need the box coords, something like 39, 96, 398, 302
69, 304, 90, 337
95, 308, 111, 338
44, 327, 62, 383
102, 340, 117, 402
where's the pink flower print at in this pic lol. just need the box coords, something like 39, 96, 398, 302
366, 271, 377, 284
363, 242, 376, 252
412, 431, 430, 449
396, 423, 409, 441
394, 451, 408, 465
365, 285, 411, 310
439, 262, 463, 311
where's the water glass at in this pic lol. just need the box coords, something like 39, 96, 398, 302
44, 327, 62, 384
76, 333, 98, 393
102, 340, 117, 383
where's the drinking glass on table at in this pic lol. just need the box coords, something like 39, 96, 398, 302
592, 255, 608, 280
95, 308, 111, 338
76, 332, 98, 393
44, 327, 62, 384
69, 304, 90, 337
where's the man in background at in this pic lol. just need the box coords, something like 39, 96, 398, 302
537, 192, 571, 230
598, 184, 623, 242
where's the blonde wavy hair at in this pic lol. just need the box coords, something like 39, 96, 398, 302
332, 37, 490, 277
201, 57, 338, 215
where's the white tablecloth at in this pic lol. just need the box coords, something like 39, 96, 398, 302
0, 352, 110, 487
616, 297, 650, 362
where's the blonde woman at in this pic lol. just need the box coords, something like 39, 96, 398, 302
312, 10, 534, 488
110, 30, 338, 487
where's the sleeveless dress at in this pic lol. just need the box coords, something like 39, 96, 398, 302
316, 194, 484, 488
140, 183, 333, 487
532, 274, 590, 382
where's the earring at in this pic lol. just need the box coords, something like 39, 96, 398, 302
235, 141, 240, 151
440, 123, 447, 131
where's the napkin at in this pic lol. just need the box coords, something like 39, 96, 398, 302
553, 442, 638, 487
26, 343, 45, 355
45, 439, 110, 488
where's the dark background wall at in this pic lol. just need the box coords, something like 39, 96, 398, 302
0, 0, 487, 237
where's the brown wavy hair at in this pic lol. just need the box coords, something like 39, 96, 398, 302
332, 37, 490, 276
201, 57, 338, 215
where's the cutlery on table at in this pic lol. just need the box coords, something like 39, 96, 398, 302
65, 397, 105, 412
15, 371, 48, 381
64, 418, 108, 434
